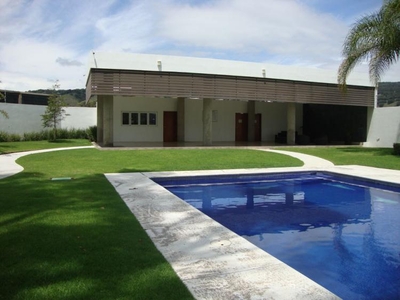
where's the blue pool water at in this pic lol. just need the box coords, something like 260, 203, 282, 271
154, 172, 400, 300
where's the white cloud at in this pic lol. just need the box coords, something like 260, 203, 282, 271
94, 1, 161, 52
155, 0, 348, 66
0, 39, 87, 90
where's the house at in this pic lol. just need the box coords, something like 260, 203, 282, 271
85, 52, 375, 147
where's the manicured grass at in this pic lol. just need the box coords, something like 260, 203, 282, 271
0, 139, 92, 154
0, 146, 302, 299
279, 146, 400, 170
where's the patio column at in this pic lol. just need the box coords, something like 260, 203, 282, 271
203, 98, 213, 146
177, 97, 185, 142
248, 100, 256, 142
100, 95, 113, 147
287, 102, 296, 145
97, 97, 104, 144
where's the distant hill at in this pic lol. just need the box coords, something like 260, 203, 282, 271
28, 88, 95, 107
28, 83, 400, 108
377, 82, 400, 107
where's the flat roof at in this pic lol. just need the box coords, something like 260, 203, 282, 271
87, 52, 373, 87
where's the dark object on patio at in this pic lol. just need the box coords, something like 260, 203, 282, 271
275, 131, 287, 144
275, 131, 302, 144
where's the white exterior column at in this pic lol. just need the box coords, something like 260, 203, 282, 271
177, 97, 185, 142
248, 100, 256, 142
287, 102, 296, 145
203, 98, 213, 146
97, 97, 104, 144
99, 95, 113, 146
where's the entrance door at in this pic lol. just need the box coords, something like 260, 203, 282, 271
235, 113, 248, 142
254, 113, 261, 142
163, 111, 177, 142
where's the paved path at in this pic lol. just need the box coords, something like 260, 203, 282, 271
0, 146, 94, 180
263, 149, 335, 168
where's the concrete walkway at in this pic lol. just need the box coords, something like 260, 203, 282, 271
0, 146, 94, 180
263, 149, 335, 168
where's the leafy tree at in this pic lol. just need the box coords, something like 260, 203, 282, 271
338, 0, 400, 89
41, 82, 66, 140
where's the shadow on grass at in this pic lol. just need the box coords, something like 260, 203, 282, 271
337, 147, 395, 156
49, 139, 81, 144
0, 173, 193, 300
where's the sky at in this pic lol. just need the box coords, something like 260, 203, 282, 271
0, 0, 398, 91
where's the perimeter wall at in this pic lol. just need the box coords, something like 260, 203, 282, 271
0, 103, 96, 135
364, 106, 400, 147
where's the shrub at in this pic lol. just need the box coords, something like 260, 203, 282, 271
86, 126, 97, 142
0, 131, 21, 142
0, 127, 95, 143
394, 143, 400, 155
23, 131, 50, 141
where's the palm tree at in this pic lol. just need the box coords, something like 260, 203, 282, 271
0, 91, 8, 119
338, 0, 400, 89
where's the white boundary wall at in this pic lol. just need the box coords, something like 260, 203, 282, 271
364, 106, 400, 147
0, 103, 96, 135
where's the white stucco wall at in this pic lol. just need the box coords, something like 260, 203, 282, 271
63, 107, 97, 129
112, 96, 297, 143
364, 106, 400, 147
0, 103, 46, 135
0, 103, 96, 136
113, 96, 177, 144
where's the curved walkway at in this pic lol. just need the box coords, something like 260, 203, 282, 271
263, 149, 335, 168
0, 146, 94, 180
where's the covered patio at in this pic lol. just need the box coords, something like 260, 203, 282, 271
86, 52, 375, 147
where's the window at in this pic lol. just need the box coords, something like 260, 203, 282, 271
149, 113, 157, 125
122, 112, 157, 126
122, 113, 129, 125
131, 113, 139, 125
140, 113, 147, 125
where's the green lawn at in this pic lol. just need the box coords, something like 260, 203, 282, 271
279, 146, 400, 170
0, 141, 302, 300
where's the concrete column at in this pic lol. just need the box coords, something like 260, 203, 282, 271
18, 93, 22, 104
287, 102, 296, 145
97, 97, 104, 144
99, 95, 113, 146
247, 101, 256, 142
177, 97, 185, 142
202, 98, 213, 146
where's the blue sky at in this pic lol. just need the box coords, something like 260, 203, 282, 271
0, 0, 397, 91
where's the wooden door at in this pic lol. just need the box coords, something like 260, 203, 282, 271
163, 111, 177, 142
235, 113, 248, 142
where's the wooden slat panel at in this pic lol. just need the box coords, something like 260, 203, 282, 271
86, 69, 375, 107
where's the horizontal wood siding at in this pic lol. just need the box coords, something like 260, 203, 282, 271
87, 69, 375, 107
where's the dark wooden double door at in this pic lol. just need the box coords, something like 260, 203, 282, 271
235, 113, 261, 142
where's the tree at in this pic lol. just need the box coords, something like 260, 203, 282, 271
41, 82, 66, 140
338, 0, 400, 89
0, 82, 9, 119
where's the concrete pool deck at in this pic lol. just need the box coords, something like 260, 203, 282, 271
2, 146, 400, 299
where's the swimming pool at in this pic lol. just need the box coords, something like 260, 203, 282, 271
154, 172, 400, 300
